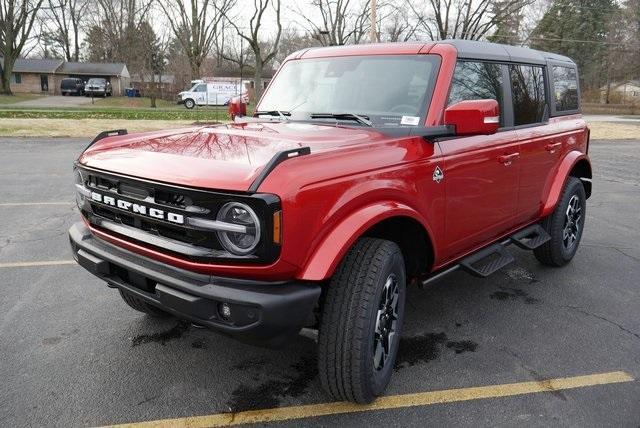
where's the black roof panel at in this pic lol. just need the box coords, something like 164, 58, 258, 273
438, 39, 575, 65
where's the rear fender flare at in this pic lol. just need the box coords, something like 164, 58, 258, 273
541, 151, 592, 217
297, 202, 435, 281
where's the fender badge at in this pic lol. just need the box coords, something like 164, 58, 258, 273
433, 166, 444, 183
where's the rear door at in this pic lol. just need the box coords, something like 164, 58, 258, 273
439, 60, 521, 261
510, 64, 559, 224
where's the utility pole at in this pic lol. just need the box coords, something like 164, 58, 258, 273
370, 0, 377, 43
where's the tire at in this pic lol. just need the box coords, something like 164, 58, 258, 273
534, 176, 586, 266
118, 289, 171, 318
184, 98, 195, 109
318, 237, 406, 403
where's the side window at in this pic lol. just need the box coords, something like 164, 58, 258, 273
448, 61, 504, 126
552, 66, 579, 112
194, 84, 206, 92
510, 65, 547, 125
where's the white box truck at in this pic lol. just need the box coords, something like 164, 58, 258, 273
178, 80, 245, 109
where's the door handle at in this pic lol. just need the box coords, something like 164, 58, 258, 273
545, 142, 562, 152
498, 152, 520, 165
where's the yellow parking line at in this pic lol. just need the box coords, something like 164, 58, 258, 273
106, 371, 633, 428
0, 260, 75, 268
0, 202, 73, 206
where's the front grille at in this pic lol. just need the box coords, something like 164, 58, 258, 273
77, 165, 280, 263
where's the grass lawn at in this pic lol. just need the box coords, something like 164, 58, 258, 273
0, 118, 210, 137
89, 96, 179, 109
0, 94, 44, 105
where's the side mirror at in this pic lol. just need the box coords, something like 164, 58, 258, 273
444, 99, 499, 136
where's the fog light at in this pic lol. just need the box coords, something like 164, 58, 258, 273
219, 302, 232, 320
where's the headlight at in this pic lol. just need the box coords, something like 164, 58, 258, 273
74, 168, 86, 208
216, 202, 261, 255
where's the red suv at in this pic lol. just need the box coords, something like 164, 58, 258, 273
69, 40, 591, 403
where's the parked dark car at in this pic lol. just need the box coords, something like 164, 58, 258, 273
84, 78, 112, 97
60, 78, 85, 96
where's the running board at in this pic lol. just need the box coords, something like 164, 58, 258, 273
459, 243, 515, 278
420, 223, 549, 287
510, 224, 551, 250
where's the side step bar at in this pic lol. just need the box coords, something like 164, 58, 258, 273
421, 223, 550, 287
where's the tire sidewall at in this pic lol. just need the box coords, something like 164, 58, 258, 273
361, 249, 406, 397
555, 178, 587, 262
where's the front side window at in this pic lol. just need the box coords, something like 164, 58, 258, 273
258, 55, 441, 127
193, 84, 206, 92
552, 66, 579, 112
448, 61, 504, 126
510, 65, 547, 125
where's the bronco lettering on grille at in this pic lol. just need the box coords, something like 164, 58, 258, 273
90, 191, 185, 225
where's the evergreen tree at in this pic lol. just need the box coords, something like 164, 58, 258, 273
530, 0, 617, 90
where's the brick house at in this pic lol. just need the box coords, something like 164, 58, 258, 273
0, 57, 130, 95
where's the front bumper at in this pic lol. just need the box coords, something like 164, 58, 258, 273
69, 222, 320, 347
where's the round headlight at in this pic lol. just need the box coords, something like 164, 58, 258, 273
216, 202, 261, 255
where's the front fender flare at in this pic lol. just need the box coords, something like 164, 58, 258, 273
297, 201, 434, 281
541, 151, 591, 217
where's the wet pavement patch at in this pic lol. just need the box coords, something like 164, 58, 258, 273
131, 321, 190, 347
227, 354, 317, 412
191, 339, 206, 349
446, 340, 478, 354
490, 287, 539, 304
396, 332, 479, 369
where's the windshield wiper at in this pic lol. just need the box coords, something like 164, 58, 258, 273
310, 112, 373, 127
254, 110, 291, 121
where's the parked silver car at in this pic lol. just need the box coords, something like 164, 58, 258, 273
84, 78, 112, 97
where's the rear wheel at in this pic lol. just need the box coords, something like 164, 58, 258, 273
318, 237, 406, 403
534, 177, 586, 266
118, 289, 171, 318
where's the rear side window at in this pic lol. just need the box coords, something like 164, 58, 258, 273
510, 65, 547, 125
448, 61, 504, 126
552, 66, 579, 112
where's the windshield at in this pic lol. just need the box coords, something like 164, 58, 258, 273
258, 55, 440, 127
87, 78, 106, 85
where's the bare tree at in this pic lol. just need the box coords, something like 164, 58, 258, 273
408, 0, 533, 41
296, 0, 371, 46
222, 0, 282, 101
158, 0, 234, 80
379, 2, 420, 42
0, 0, 45, 94
39, 0, 86, 61
84, 0, 154, 63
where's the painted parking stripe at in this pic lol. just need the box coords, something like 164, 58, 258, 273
106, 371, 633, 428
0, 202, 73, 206
0, 260, 75, 268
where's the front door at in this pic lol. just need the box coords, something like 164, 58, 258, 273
40, 75, 49, 92
439, 132, 520, 261
438, 60, 520, 262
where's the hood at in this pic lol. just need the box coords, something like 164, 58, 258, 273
78, 122, 388, 192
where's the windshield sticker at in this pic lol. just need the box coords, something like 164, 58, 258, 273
401, 116, 420, 126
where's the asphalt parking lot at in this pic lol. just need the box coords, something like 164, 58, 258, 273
1, 136, 639, 427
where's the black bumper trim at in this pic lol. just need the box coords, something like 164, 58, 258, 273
69, 222, 320, 347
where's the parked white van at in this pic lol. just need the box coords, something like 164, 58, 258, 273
178, 80, 245, 109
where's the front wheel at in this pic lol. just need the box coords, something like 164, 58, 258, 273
318, 237, 406, 403
535, 176, 586, 266
184, 98, 195, 109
